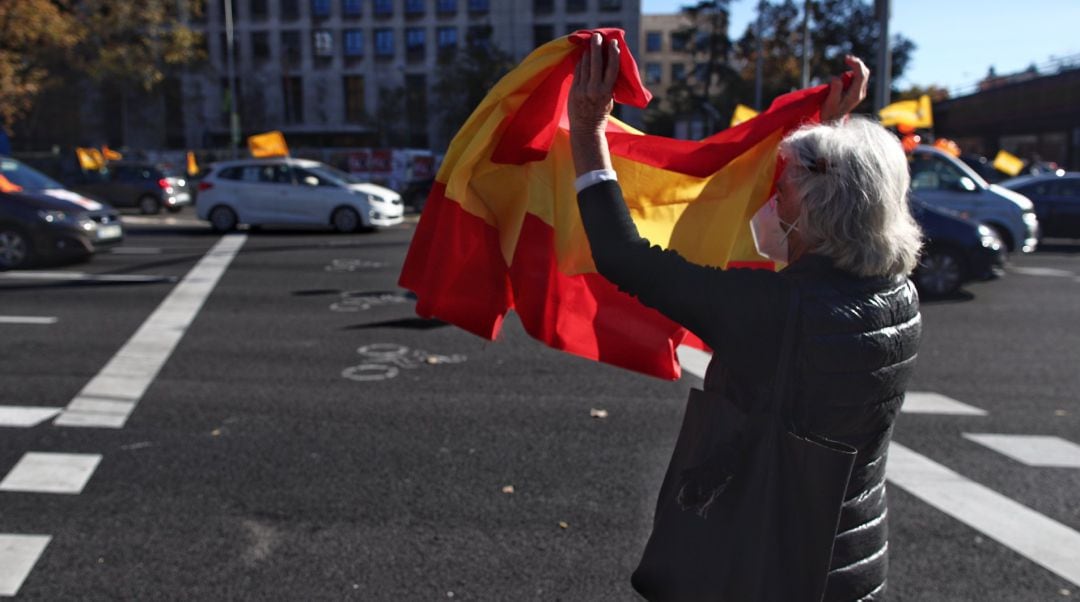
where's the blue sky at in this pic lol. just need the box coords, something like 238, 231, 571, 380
641, 0, 1080, 92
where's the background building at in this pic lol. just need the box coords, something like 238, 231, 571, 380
638, 13, 690, 111
183, 0, 640, 151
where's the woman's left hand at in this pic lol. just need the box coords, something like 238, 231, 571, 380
568, 33, 621, 135
820, 55, 870, 122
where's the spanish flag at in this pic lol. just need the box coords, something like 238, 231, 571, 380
399, 29, 840, 379
879, 94, 933, 129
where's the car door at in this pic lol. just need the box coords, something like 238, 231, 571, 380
1048, 178, 1080, 238
289, 167, 344, 224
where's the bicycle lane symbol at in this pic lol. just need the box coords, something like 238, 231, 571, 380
341, 343, 466, 382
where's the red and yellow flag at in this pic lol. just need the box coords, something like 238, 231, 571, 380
399, 29, 838, 380
248, 130, 289, 158
102, 145, 123, 161
76, 147, 105, 171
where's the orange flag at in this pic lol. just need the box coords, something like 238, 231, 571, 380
102, 145, 123, 161
399, 29, 839, 379
248, 131, 289, 158
187, 151, 199, 176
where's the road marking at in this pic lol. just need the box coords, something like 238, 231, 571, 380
887, 442, 1080, 587
0, 534, 51, 596
0, 406, 62, 428
0, 271, 173, 284
121, 215, 205, 227
963, 434, 1080, 468
902, 392, 987, 415
676, 345, 710, 379
54, 234, 247, 428
0, 452, 102, 494
1009, 266, 1075, 278
0, 316, 57, 325
109, 244, 162, 253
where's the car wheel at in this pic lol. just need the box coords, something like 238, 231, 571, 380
0, 227, 33, 270
209, 206, 238, 232
332, 207, 361, 233
139, 195, 162, 215
985, 223, 1013, 254
915, 247, 965, 297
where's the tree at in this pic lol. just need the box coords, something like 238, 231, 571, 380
896, 84, 949, 103
0, 0, 81, 133
431, 42, 515, 149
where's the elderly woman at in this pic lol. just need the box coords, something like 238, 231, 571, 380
568, 35, 922, 601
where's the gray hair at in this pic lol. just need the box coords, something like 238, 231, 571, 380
779, 116, 922, 278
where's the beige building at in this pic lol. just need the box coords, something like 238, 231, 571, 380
182, 0, 641, 151
638, 13, 691, 110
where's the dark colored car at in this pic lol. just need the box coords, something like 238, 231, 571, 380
999, 172, 1080, 240
0, 156, 123, 269
911, 200, 1005, 297
74, 161, 192, 214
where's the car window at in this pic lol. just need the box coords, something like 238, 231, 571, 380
1051, 179, 1080, 199
909, 153, 973, 192
294, 167, 337, 187
1017, 181, 1051, 197
0, 158, 64, 190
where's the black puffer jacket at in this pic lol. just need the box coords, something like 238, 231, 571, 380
578, 181, 921, 601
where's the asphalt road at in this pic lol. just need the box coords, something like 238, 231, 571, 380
1, 210, 1078, 601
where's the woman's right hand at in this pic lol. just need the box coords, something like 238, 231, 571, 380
568, 33, 621, 136
820, 55, 870, 123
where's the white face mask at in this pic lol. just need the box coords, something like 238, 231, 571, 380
750, 194, 799, 264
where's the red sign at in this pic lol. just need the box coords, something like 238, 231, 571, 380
370, 149, 392, 173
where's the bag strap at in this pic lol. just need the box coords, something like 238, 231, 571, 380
768, 282, 801, 427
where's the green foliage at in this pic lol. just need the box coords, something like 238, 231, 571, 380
431, 43, 516, 147
0, 0, 81, 132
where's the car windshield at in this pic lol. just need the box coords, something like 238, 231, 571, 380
0, 158, 64, 190
304, 164, 365, 185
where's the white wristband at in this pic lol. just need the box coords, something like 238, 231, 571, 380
574, 169, 618, 193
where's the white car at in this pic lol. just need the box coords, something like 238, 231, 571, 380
195, 158, 404, 232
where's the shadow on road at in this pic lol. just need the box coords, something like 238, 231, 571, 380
919, 289, 976, 305
343, 318, 447, 331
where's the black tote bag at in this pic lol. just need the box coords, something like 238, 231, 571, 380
631, 289, 858, 602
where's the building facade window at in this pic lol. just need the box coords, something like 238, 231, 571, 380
249, 0, 268, 19
645, 31, 662, 52
533, 24, 554, 48
533, 0, 553, 13
565, 23, 586, 35
405, 73, 428, 147
437, 0, 456, 14
566, 0, 585, 13
282, 76, 304, 123
313, 29, 334, 58
311, 0, 330, 17
467, 25, 492, 49
252, 31, 270, 60
281, 30, 302, 64
599, 0, 621, 11
344, 29, 364, 57
671, 62, 686, 81
280, 0, 300, 19
374, 0, 392, 17
437, 26, 457, 55
406, 27, 425, 60
344, 75, 365, 122
342, 0, 362, 16
645, 62, 662, 84
468, 0, 489, 14
374, 28, 394, 57
406, 0, 425, 16
671, 31, 688, 51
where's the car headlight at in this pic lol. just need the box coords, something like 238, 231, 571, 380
38, 210, 68, 223
1022, 210, 1039, 226
976, 224, 1000, 249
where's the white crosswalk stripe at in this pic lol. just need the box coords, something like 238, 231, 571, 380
963, 434, 1080, 468
0, 407, 62, 428
0, 534, 51, 597
0, 452, 102, 495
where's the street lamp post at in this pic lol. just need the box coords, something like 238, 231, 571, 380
800, 0, 811, 89
754, 0, 766, 110
873, 0, 892, 112
224, 0, 241, 157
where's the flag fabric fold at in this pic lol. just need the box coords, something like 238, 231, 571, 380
399, 29, 838, 380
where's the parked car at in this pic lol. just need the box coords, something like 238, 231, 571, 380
195, 158, 404, 233
908, 145, 1039, 254
999, 172, 1080, 240
910, 199, 1005, 297
0, 156, 123, 269
74, 161, 192, 214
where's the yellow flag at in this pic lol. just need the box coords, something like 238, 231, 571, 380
102, 145, 123, 161
992, 150, 1025, 177
248, 130, 289, 158
879, 94, 933, 129
187, 151, 199, 176
76, 147, 104, 170
730, 104, 759, 127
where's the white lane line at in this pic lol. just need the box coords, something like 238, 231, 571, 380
676, 345, 710, 379
887, 442, 1080, 587
0, 406, 62, 428
0, 316, 58, 325
121, 215, 205, 227
902, 392, 987, 415
0, 271, 173, 284
54, 234, 247, 428
0, 452, 102, 494
0, 534, 51, 597
963, 434, 1080, 468
1009, 266, 1075, 278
